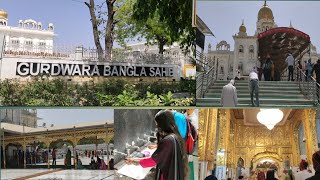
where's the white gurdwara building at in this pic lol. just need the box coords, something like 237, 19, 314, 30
0, 9, 55, 55
207, 2, 319, 80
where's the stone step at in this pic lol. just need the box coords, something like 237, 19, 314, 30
212, 82, 300, 87
196, 102, 314, 108
196, 98, 314, 107
208, 86, 300, 91
204, 93, 305, 99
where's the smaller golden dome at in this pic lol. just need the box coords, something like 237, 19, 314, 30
239, 20, 246, 33
0, 9, 8, 19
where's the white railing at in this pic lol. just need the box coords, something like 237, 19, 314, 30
3, 44, 73, 59
2, 44, 183, 65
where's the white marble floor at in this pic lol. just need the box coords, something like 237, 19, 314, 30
1, 169, 114, 180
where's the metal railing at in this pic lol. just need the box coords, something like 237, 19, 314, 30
296, 68, 319, 105
196, 50, 216, 98
196, 66, 215, 98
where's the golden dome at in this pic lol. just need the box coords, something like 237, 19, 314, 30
0, 9, 8, 19
258, 1, 274, 21
239, 20, 246, 33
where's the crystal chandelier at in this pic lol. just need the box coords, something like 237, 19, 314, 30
257, 109, 283, 130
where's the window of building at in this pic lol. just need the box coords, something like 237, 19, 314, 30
220, 66, 224, 74
25, 40, 33, 46
239, 45, 244, 53
11, 39, 20, 45
39, 42, 46, 47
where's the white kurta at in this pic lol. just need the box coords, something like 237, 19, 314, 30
221, 83, 238, 107
295, 170, 313, 180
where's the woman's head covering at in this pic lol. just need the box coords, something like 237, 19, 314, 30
312, 151, 320, 172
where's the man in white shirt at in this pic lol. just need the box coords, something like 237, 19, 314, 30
221, 79, 238, 107
295, 161, 313, 180
249, 68, 259, 107
285, 52, 295, 81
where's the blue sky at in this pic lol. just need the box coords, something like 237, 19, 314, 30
0, 0, 129, 48
197, 1, 320, 52
36, 109, 114, 127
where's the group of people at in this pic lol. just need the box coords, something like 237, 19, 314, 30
221, 67, 260, 107
205, 150, 320, 180
89, 156, 114, 170
125, 109, 198, 180
221, 51, 320, 107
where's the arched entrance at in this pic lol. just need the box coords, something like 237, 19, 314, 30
5, 143, 23, 168
252, 151, 283, 173
258, 27, 311, 80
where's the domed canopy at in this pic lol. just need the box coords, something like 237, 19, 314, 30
239, 20, 246, 33
258, 1, 274, 21
0, 9, 8, 19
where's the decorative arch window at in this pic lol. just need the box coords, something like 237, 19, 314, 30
249, 45, 254, 53
238, 45, 244, 53
249, 45, 254, 59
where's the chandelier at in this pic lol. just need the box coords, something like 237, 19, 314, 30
257, 109, 283, 130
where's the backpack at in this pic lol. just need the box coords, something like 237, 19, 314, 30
185, 117, 198, 154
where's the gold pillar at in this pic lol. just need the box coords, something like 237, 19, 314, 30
216, 109, 231, 166
23, 139, 26, 169
199, 108, 218, 170
291, 120, 301, 167
45, 140, 50, 169
303, 109, 318, 165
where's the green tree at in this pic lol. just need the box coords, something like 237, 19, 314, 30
132, 0, 195, 52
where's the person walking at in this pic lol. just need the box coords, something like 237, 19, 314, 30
263, 54, 273, 81
52, 148, 56, 167
66, 148, 72, 169
221, 79, 238, 107
285, 52, 295, 81
249, 68, 260, 107
271, 62, 275, 81
307, 59, 313, 81
297, 60, 303, 81
311, 59, 320, 103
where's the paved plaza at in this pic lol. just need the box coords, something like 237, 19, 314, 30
1, 169, 114, 180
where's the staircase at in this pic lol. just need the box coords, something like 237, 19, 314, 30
197, 80, 315, 107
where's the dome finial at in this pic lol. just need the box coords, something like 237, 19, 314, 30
242, 19, 244, 25
289, 20, 293, 28
264, 0, 267, 6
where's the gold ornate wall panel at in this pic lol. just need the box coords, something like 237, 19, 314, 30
199, 109, 218, 170
231, 118, 294, 168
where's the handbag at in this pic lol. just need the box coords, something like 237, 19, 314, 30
185, 119, 196, 154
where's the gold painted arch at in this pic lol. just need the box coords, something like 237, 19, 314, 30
252, 151, 283, 164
